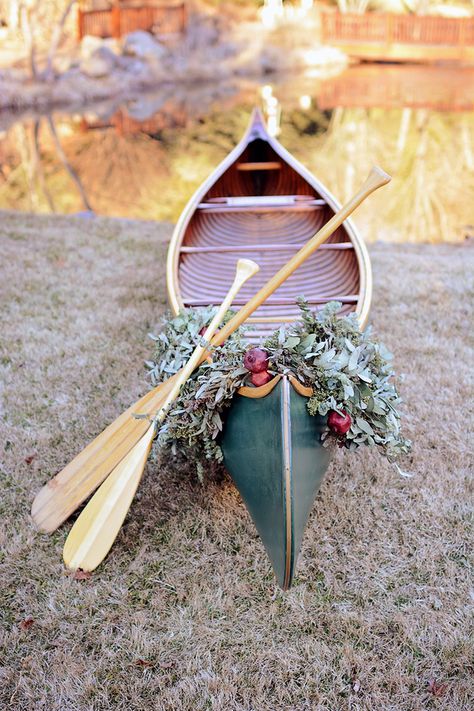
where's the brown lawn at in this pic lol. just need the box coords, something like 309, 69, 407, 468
0, 211, 472, 710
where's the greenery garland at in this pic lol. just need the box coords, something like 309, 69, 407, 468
146, 300, 410, 475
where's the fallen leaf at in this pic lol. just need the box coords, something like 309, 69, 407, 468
134, 659, 154, 668
73, 569, 92, 581
19, 618, 35, 630
25, 454, 36, 465
428, 679, 448, 697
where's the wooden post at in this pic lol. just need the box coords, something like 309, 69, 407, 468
111, 3, 121, 38
77, 7, 83, 40
386, 13, 393, 48
459, 18, 466, 61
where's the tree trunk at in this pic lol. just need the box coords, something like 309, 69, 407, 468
44, 0, 77, 82
20, 2, 39, 80
47, 115, 93, 213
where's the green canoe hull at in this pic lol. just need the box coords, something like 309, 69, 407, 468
221, 377, 332, 589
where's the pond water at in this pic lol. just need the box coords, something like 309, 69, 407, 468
1, 63, 473, 243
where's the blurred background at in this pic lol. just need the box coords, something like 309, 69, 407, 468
0, 0, 473, 243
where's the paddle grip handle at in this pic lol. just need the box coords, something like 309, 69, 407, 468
154, 258, 259, 422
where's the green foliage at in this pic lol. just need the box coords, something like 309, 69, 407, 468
265, 298, 411, 459
148, 307, 249, 465
147, 301, 410, 474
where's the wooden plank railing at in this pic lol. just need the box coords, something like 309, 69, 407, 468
78, 3, 187, 40
78, 8, 112, 39
317, 64, 474, 111
320, 10, 474, 48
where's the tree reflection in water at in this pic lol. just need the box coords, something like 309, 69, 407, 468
0, 69, 472, 243
280, 105, 474, 243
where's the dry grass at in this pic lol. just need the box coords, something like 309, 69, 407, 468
0, 211, 473, 710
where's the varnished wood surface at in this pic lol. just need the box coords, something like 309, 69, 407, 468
167, 109, 374, 336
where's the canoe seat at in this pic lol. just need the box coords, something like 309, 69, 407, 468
197, 195, 325, 213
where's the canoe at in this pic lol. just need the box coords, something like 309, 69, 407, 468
220, 375, 332, 590
166, 107, 372, 341
166, 109, 372, 588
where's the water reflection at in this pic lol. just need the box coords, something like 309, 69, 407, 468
0, 65, 473, 243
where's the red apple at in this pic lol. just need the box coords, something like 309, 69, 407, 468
244, 347, 269, 373
327, 409, 352, 435
251, 370, 272, 387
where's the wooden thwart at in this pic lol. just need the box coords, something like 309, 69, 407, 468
237, 161, 282, 171
183, 295, 359, 307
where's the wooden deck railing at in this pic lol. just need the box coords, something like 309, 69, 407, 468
78, 3, 187, 39
320, 10, 474, 61
317, 64, 474, 112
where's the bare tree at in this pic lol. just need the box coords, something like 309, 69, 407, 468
18, 0, 77, 80
336, 0, 371, 13
19, 1, 39, 79
44, 0, 77, 81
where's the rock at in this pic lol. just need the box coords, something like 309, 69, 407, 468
124, 94, 167, 121
54, 56, 77, 73
115, 55, 146, 74
80, 53, 115, 79
80, 44, 119, 78
122, 30, 166, 61
80, 35, 120, 60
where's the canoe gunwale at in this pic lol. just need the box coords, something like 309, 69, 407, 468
166, 108, 372, 331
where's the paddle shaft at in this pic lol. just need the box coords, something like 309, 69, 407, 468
212, 166, 390, 346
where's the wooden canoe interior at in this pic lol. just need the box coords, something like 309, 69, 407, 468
174, 122, 362, 340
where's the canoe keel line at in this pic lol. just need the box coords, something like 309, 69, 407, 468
221, 376, 332, 589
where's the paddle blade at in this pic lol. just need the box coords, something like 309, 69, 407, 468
31, 374, 177, 533
63, 425, 155, 571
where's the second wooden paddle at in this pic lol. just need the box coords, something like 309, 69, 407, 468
63, 259, 260, 571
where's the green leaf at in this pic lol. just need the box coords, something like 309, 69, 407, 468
284, 336, 301, 349
356, 417, 374, 435
348, 347, 360, 372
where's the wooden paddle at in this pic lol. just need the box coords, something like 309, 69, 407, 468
31, 166, 391, 534
63, 258, 260, 571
